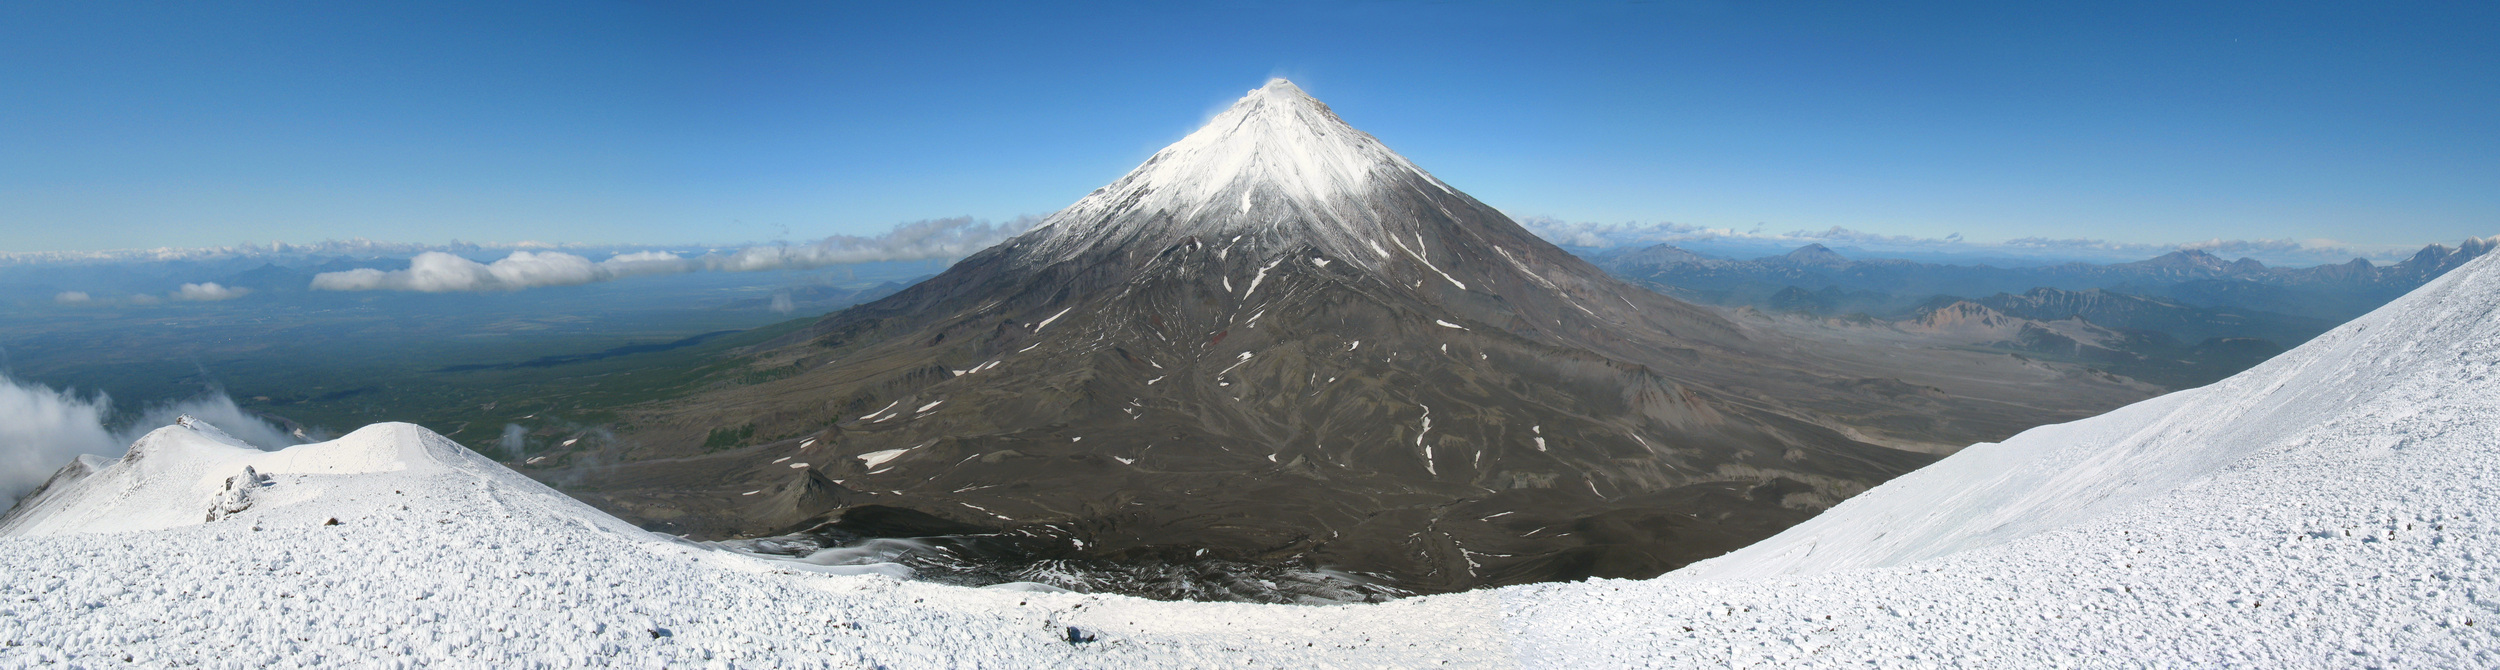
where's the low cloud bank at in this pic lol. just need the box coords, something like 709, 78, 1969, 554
46, 285, 250, 306
175, 282, 249, 301
312, 217, 1033, 293
0, 374, 298, 503
2, 238, 531, 267
1518, 217, 2423, 267
310, 251, 686, 292
708, 216, 1033, 272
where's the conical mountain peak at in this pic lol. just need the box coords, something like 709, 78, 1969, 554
1022, 79, 1466, 265
1123, 78, 1446, 206
1162, 77, 1406, 202
1238, 77, 1324, 114
611, 80, 2129, 596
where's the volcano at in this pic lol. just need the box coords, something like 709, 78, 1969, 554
574, 80, 2143, 594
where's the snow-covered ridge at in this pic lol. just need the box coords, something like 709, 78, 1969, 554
0, 419, 619, 538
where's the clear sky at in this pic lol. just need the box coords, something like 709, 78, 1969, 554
3, 1, 2493, 252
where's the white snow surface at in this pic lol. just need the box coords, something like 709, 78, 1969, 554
8, 253, 2500, 666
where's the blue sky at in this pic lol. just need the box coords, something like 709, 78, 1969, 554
3, 1, 2493, 254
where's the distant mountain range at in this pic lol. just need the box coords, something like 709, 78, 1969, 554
1596, 238, 2494, 388
1601, 238, 2492, 321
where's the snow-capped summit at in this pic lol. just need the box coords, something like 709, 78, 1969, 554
1092, 78, 1448, 207
1021, 78, 1477, 270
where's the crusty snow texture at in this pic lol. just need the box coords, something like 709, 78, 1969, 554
6, 250, 2500, 666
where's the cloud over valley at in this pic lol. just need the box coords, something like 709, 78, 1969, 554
310, 217, 1032, 292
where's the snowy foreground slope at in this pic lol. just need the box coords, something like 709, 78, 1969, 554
6, 250, 2500, 667
0, 421, 1505, 668
1507, 247, 2500, 666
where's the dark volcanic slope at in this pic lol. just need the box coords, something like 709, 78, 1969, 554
564, 80, 2116, 593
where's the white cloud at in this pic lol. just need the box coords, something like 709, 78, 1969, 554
707, 216, 1034, 272
310, 217, 1032, 292
311, 250, 669, 292
52, 291, 90, 304
0, 238, 581, 267
599, 251, 693, 278
174, 282, 249, 301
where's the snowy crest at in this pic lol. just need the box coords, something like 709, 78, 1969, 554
0, 421, 556, 538
168, 415, 248, 448
1115, 78, 1444, 208
118, 417, 258, 474
1021, 79, 1466, 265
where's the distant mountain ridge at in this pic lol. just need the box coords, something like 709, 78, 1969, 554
1932, 287, 2332, 346
1600, 238, 2495, 321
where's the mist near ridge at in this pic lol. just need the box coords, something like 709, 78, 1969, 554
0, 373, 298, 503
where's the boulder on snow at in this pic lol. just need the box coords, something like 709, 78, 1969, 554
204, 465, 274, 522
